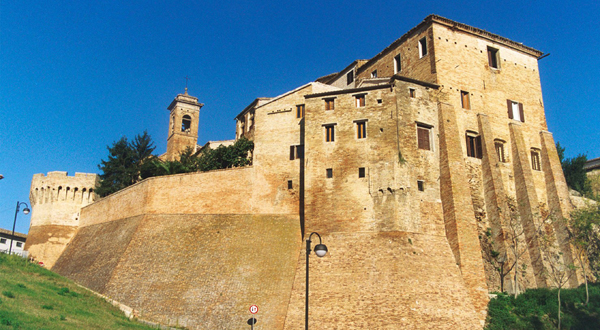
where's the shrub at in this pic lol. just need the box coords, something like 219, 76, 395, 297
2, 291, 15, 299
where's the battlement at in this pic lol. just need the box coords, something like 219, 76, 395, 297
30, 171, 99, 207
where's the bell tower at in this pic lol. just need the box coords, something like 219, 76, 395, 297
165, 88, 203, 160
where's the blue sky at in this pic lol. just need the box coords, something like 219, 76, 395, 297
1, 0, 599, 234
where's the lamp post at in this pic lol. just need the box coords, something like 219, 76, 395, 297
305, 232, 328, 330
9, 202, 30, 255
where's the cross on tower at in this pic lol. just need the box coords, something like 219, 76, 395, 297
184, 76, 190, 94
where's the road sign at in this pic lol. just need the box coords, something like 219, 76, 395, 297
249, 305, 258, 314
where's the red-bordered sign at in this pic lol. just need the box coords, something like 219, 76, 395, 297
249, 305, 258, 314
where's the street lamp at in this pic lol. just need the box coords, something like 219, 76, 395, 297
9, 202, 30, 255
305, 232, 328, 330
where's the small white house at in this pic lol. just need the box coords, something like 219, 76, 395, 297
0, 228, 27, 257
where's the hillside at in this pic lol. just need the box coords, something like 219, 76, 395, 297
0, 253, 158, 329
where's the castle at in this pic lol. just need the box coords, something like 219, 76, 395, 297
25, 15, 580, 329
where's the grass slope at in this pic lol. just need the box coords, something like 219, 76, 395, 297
0, 253, 156, 330
486, 283, 600, 329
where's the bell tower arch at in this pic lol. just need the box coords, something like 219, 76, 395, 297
166, 88, 204, 160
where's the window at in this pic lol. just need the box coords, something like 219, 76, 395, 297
359, 167, 366, 178
409, 88, 416, 98
394, 53, 402, 73
326, 168, 333, 178
16, 242, 23, 248
507, 100, 524, 122
0, 238, 6, 244
288, 180, 293, 189
417, 124, 431, 150
419, 37, 428, 58
355, 94, 365, 107
531, 149, 541, 171
487, 47, 499, 69
296, 104, 305, 118
347, 71, 354, 85
371, 70, 378, 78
181, 115, 192, 132
466, 132, 483, 159
356, 121, 367, 139
324, 125, 335, 142
461, 91, 470, 109
325, 98, 335, 111
289, 145, 304, 160
417, 180, 424, 192
494, 140, 507, 163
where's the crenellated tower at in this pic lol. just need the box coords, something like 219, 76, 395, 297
26, 171, 99, 268
165, 89, 203, 160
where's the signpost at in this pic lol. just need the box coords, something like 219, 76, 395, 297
247, 305, 258, 329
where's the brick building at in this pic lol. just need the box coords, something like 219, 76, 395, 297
26, 15, 578, 329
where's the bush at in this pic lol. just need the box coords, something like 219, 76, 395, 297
2, 291, 15, 299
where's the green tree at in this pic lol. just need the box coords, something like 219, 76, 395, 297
570, 205, 600, 304
557, 142, 591, 196
96, 131, 156, 197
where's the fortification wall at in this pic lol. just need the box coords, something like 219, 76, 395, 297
54, 214, 301, 330
26, 171, 99, 268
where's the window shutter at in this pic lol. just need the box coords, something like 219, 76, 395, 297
418, 127, 430, 150
466, 134, 472, 156
476, 136, 483, 159
507, 100, 513, 119
298, 145, 304, 159
290, 146, 295, 160
519, 103, 525, 122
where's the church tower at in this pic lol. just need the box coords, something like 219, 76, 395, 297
165, 88, 203, 160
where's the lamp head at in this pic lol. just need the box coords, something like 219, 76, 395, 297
314, 243, 328, 257
23, 207, 30, 215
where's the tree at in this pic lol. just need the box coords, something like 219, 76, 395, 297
570, 205, 600, 305
557, 142, 591, 197
97, 131, 156, 197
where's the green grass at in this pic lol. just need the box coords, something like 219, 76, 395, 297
486, 283, 600, 329
0, 253, 158, 329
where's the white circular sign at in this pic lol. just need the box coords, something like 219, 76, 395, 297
249, 305, 258, 314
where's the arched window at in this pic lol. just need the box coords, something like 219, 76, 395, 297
182, 115, 192, 132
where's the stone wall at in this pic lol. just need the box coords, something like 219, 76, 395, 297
26, 171, 99, 268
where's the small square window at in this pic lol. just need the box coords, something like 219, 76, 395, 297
347, 71, 354, 85
325, 98, 335, 111
296, 104, 305, 118
356, 121, 367, 139
325, 125, 335, 142
419, 37, 428, 58
507, 100, 524, 122
487, 47, 499, 69
377, 99, 383, 104
0, 238, 6, 244
531, 149, 541, 171
394, 53, 402, 73
417, 180, 424, 191
355, 95, 365, 107
288, 180, 293, 189
16, 242, 23, 248
461, 91, 470, 110
371, 70, 378, 78
358, 167, 366, 178
466, 132, 482, 159
417, 124, 431, 150
409, 88, 416, 98
326, 168, 333, 178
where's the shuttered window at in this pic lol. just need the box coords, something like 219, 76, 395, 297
494, 140, 507, 163
325, 98, 335, 111
417, 125, 431, 150
507, 100, 525, 122
461, 91, 470, 109
347, 71, 354, 85
488, 47, 499, 69
355, 95, 365, 107
531, 149, 541, 171
466, 132, 482, 159
296, 104, 305, 118
357, 121, 366, 139
325, 125, 335, 142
